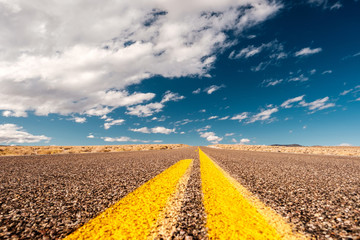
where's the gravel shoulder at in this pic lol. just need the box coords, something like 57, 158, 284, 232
202, 147, 360, 239
0, 147, 196, 239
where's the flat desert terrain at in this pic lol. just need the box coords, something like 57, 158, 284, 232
210, 144, 360, 157
0, 144, 188, 156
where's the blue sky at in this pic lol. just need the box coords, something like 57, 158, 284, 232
0, 0, 359, 146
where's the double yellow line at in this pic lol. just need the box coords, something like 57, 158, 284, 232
65, 149, 306, 239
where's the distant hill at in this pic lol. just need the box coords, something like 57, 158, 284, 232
270, 144, 303, 147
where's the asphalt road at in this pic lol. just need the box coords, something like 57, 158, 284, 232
0, 147, 197, 239
202, 147, 360, 239
1, 147, 359, 239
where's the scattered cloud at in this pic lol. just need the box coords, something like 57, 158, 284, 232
126, 91, 184, 117
299, 97, 335, 113
72, 117, 87, 123
104, 119, 125, 130
225, 133, 234, 137
295, 47, 322, 57
197, 125, 211, 132
219, 116, 230, 120
153, 140, 163, 143
322, 70, 332, 74
310, 69, 317, 75
330, 2, 342, 10
130, 126, 175, 134
87, 134, 95, 139
240, 138, 251, 144
204, 85, 225, 94
2, 110, 27, 117
340, 89, 353, 96
129, 127, 151, 134
192, 88, 201, 94
199, 109, 206, 113
0, 124, 51, 144
247, 108, 278, 123
208, 116, 218, 120
0, 1, 282, 118
339, 143, 352, 146
231, 112, 248, 122
151, 126, 176, 134
281, 95, 305, 108
288, 74, 309, 82
102, 136, 141, 142
200, 131, 223, 144
160, 91, 185, 103
174, 119, 193, 126
262, 79, 283, 87
229, 40, 287, 60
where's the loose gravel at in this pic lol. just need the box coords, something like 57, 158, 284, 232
0, 147, 196, 239
202, 147, 360, 239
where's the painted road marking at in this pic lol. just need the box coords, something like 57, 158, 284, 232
149, 160, 193, 239
64, 159, 193, 240
199, 149, 306, 239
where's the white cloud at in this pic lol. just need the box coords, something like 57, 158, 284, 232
153, 140, 163, 143
240, 138, 251, 144
199, 109, 206, 113
262, 79, 283, 87
231, 138, 237, 143
192, 88, 201, 94
180, 131, 185, 134
126, 91, 184, 117
310, 69, 316, 75
339, 143, 351, 146
126, 103, 164, 117
204, 85, 225, 94
281, 95, 305, 108
2, 110, 27, 117
340, 89, 353, 96
219, 116, 229, 120
208, 116, 218, 120
87, 134, 95, 139
150, 126, 175, 134
197, 125, 211, 132
0, 0, 282, 118
225, 133, 234, 137
322, 70, 332, 74
104, 119, 125, 130
102, 136, 140, 142
247, 107, 278, 123
231, 112, 248, 122
330, 2, 342, 10
73, 117, 86, 123
174, 119, 192, 126
230, 40, 286, 59
160, 91, 185, 103
130, 127, 151, 133
0, 123, 51, 144
200, 131, 223, 144
295, 47, 322, 57
299, 97, 335, 112
130, 126, 175, 134
288, 74, 309, 82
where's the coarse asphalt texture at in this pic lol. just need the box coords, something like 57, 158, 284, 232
1, 146, 359, 239
202, 147, 360, 239
0, 147, 197, 239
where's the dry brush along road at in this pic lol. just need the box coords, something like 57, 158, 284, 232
0, 146, 359, 239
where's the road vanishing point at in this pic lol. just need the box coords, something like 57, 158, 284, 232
1, 147, 359, 239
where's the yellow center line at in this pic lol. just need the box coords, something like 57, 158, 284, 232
199, 149, 307, 239
64, 159, 193, 240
